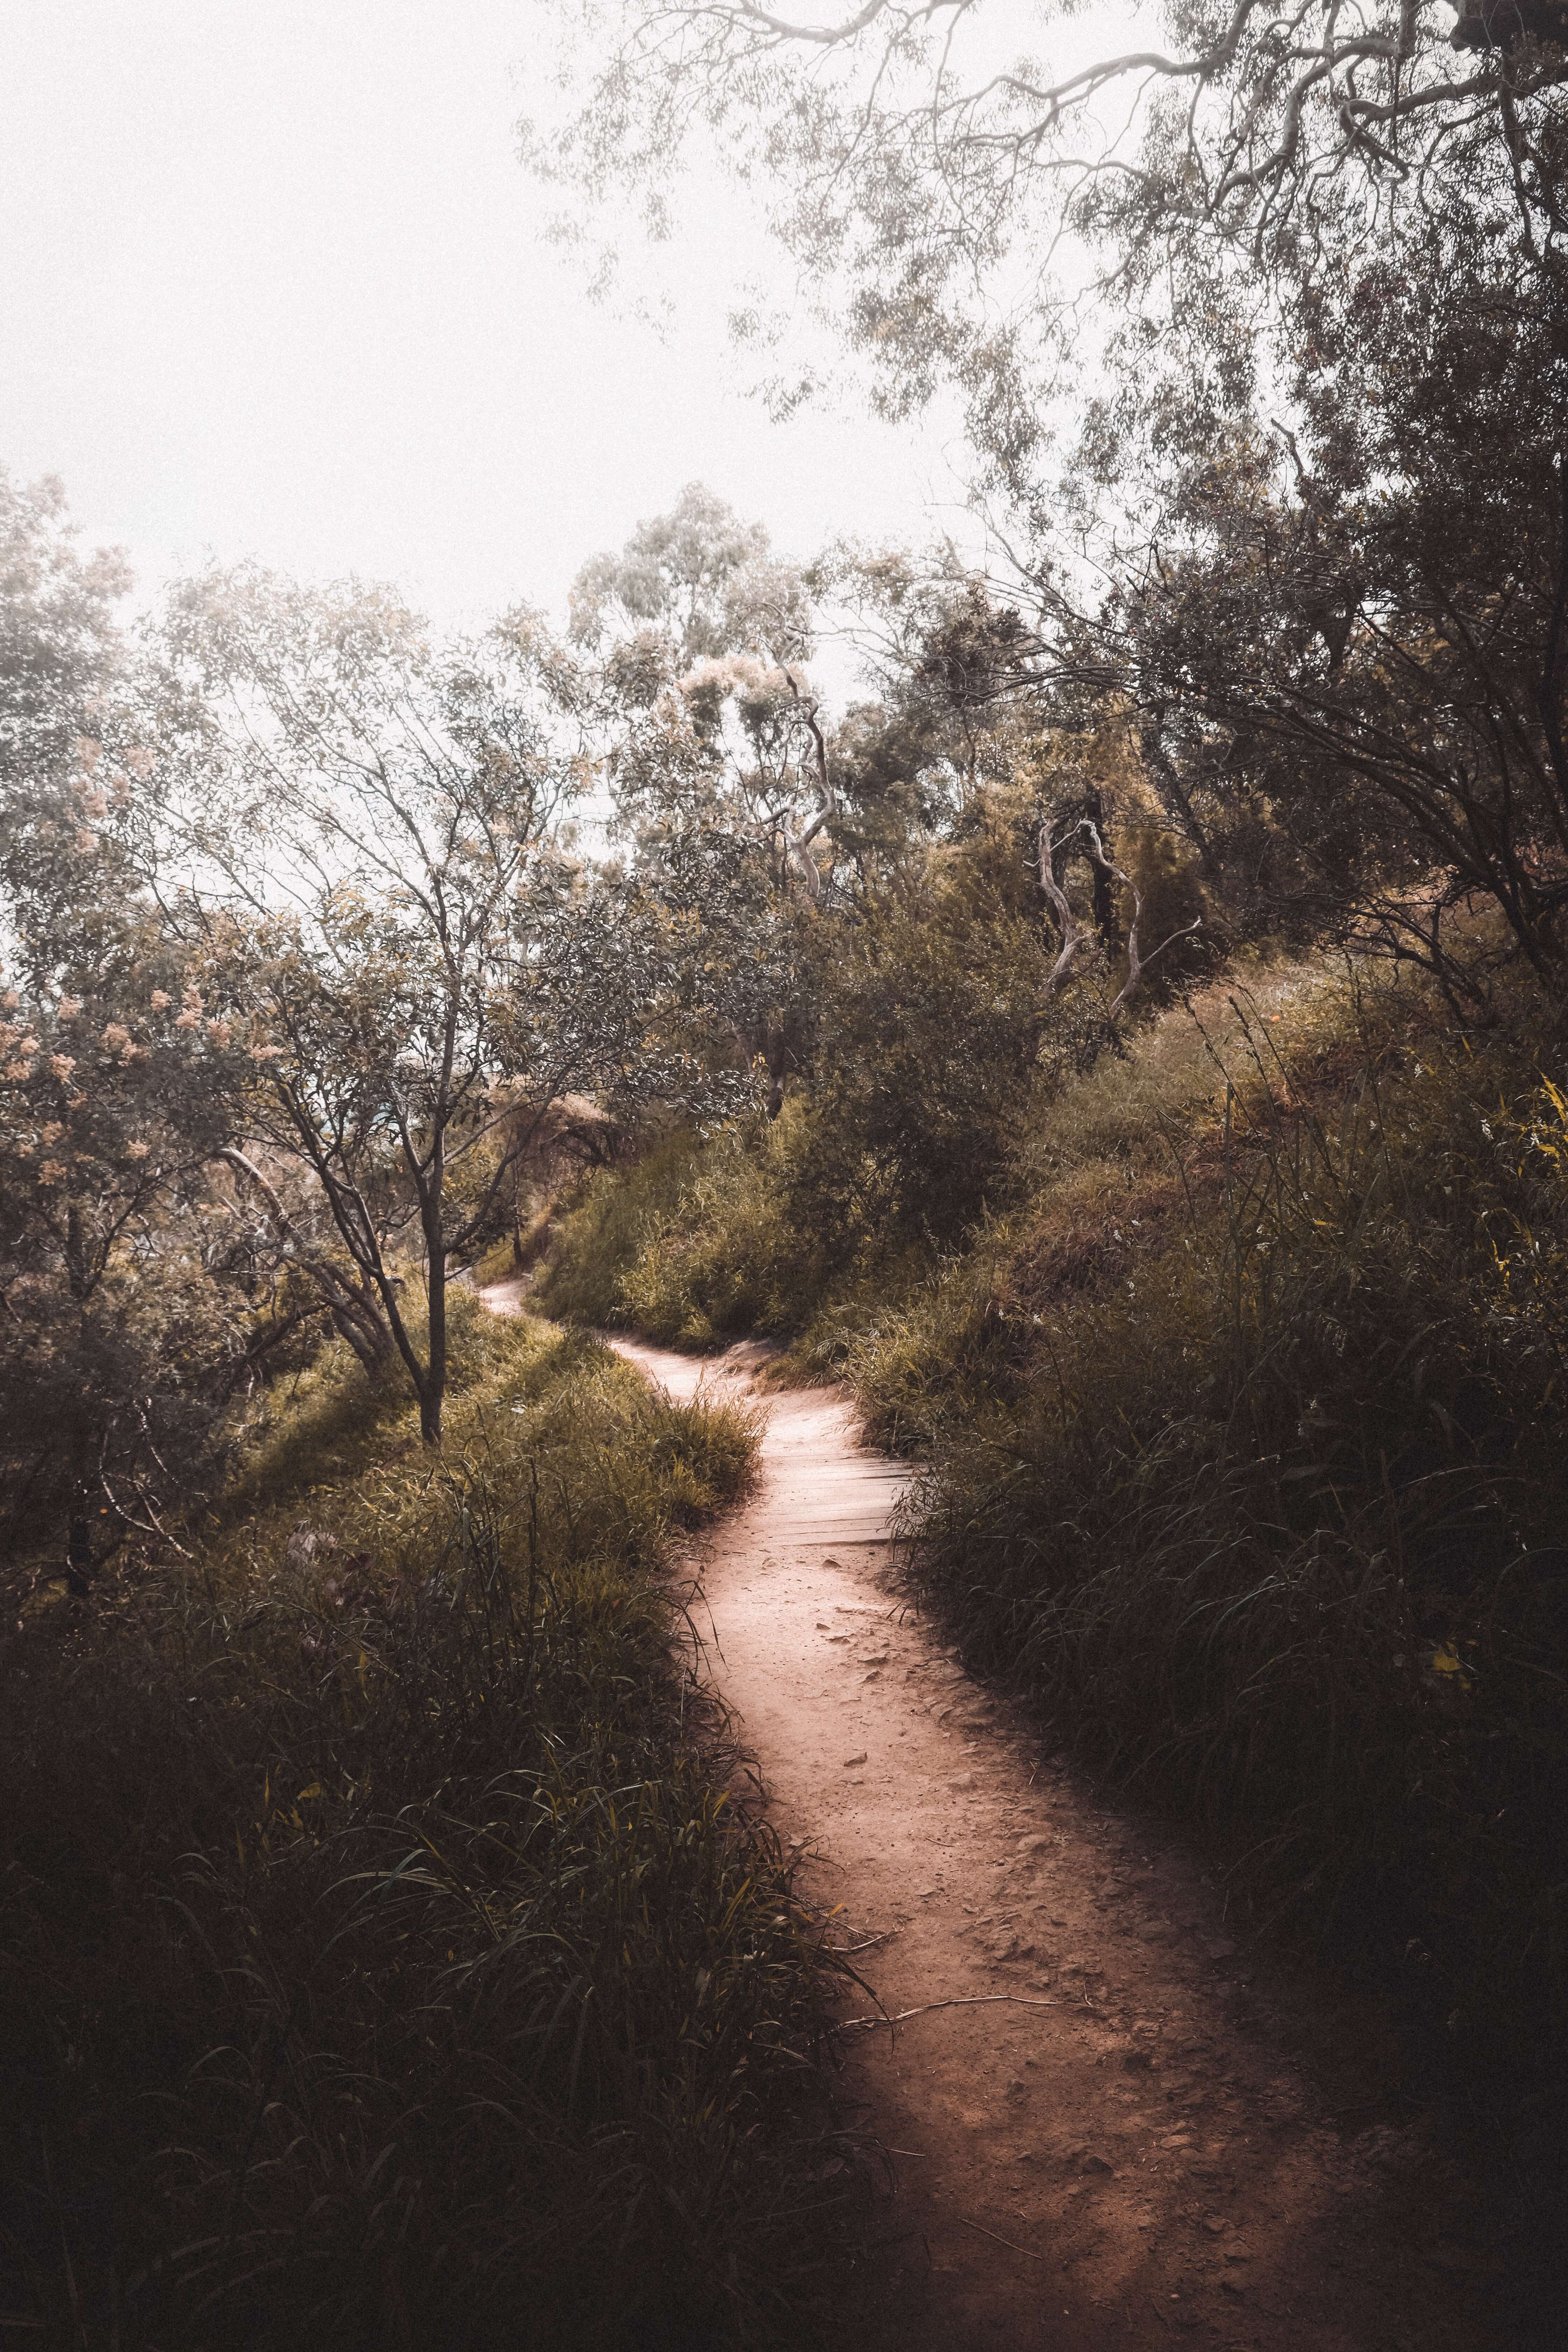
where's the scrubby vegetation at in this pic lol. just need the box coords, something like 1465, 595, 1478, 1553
540, 1115, 826, 1347
867, 969, 1568, 2098
0, 1300, 863, 2348
14, 7, 1568, 2325
542, 949, 1568, 2219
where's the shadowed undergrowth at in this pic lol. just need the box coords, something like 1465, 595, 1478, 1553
543, 957, 1568, 2253
0, 1308, 863, 2349
853, 970, 1568, 2305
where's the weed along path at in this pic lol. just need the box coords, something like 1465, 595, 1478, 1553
481, 1290, 1492, 2351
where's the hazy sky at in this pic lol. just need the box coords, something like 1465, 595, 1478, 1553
0, 0, 987, 637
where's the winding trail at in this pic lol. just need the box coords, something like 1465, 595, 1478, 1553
484, 1288, 1496, 2350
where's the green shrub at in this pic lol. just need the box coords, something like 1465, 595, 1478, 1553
539, 799, 1141, 1354
0, 1318, 859, 2349
539, 1116, 840, 1347
536, 1128, 706, 1332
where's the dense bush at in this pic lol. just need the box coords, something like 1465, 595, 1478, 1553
792, 820, 1066, 1251
537, 1116, 829, 1346
538, 802, 1128, 1350
0, 1307, 858, 2350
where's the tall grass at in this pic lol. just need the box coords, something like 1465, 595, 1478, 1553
0, 1310, 859, 2349
538, 1116, 844, 1348
863, 973, 1568, 2122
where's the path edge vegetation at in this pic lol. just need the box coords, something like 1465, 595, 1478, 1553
0, 1296, 876, 2349
538, 944, 1568, 2297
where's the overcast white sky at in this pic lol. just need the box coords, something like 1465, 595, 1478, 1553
0, 0, 988, 638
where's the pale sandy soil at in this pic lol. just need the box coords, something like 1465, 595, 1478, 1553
483, 1284, 1500, 2350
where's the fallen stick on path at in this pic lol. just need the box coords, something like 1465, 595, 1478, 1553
837, 1993, 1059, 2033
958, 2215, 1045, 2261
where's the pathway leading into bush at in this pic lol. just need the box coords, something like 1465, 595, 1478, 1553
482, 1289, 1494, 2350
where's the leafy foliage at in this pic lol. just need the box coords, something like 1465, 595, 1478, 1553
0, 473, 259, 1560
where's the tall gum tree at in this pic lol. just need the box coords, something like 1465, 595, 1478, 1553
579, 486, 839, 1113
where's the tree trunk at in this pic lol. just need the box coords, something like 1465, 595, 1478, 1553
764, 1019, 788, 1121
420, 1254, 445, 1446
419, 1133, 447, 1447
218, 1148, 397, 1376
1084, 788, 1120, 952
328, 1293, 396, 1376
1139, 709, 1217, 876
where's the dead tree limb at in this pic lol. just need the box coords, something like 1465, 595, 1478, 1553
219, 1146, 394, 1372
1080, 821, 1203, 1018
1037, 815, 1202, 1020
1037, 817, 1101, 1001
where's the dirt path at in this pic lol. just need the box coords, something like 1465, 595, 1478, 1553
485, 1292, 1496, 2349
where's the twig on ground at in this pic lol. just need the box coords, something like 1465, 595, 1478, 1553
838, 1992, 1058, 2033
959, 2215, 1044, 2261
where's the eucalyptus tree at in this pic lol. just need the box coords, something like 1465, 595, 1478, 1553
578, 486, 841, 1112
533, 3, 1568, 471
0, 470, 260, 1565
570, 478, 810, 672
160, 573, 656, 1444
537, 7, 1568, 1001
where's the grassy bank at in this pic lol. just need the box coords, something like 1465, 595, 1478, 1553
536, 1118, 824, 1349
0, 1296, 857, 2350
534, 1108, 931, 1355
870, 980, 1568, 2102
541, 960, 1568, 2172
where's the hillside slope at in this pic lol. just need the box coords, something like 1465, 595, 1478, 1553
540, 954, 1568, 2331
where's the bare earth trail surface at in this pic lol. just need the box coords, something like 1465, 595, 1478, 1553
482, 1285, 1497, 2350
